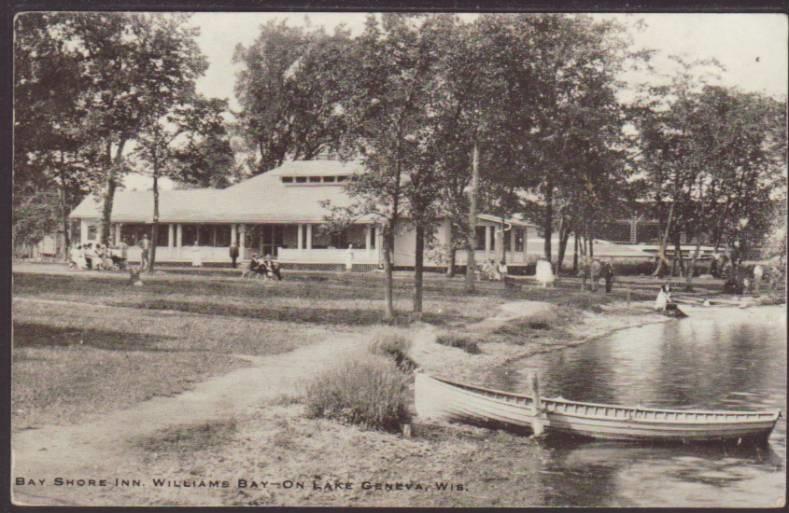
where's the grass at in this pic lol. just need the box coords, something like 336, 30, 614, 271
9, 268, 671, 433
305, 354, 411, 432
11, 321, 248, 429
134, 420, 238, 456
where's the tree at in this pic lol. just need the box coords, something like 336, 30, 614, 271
631, 56, 785, 287
234, 20, 352, 174
335, 14, 441, 321
47, 13, 209, 245
13, 13, 101, 254
134, 96, 232, 271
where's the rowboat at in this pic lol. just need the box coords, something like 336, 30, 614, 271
414, 373, 781, 444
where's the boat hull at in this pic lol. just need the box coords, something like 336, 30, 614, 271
414, 374, 780, 443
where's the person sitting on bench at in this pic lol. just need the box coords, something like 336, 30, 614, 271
263, 254, 282, 281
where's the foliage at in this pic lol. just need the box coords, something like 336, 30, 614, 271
368, 330, 415, 370
13, 13, 101, 249
304, 354, 411, 432
53, 13, 208, 244
435, 333, 481, 354
234, 19, 353, 173
631, 57, 786, 281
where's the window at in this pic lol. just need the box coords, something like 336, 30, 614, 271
281, 176, 293, 183
514, 229, 524, 252
322, 176, 336, 183
475, 226, 486, 250
295, 176, 307, 183
336, 175, 349, 182
156, 224, 169, 247
121, 224, 148, 246
370, 226, 377, 249
504, 229, 511, 251
182, 224, 200, 246
309, 176, 322, 183
214, 225, 231, 247
87, 224, 97, 241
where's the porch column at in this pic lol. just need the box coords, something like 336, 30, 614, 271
522, 227, 529, 263
495, 227, 504, 263
231, 224, 237, 246
115, 223, 122, 246
365, 225, 372, 252
630, 217, 638, 244
168, 224, 174, 248
484, 225, 492, 259
80, 220, 88, 245
176, 224, 183, 249
306, 224, 312, 250
239, 224, 246, 255
297, 224, 303, 250
376, 225, 384, 265
510, 228, 516, 263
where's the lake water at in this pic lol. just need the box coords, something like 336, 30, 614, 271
491, 305, 786, 508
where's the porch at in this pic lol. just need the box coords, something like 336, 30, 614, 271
80, 220, 382, 264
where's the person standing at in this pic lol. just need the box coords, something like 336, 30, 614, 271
229, 243, 239, 268
753, 263, 764, 296
191, 240, 203, 267
140, 234, 150, 271
602, 259, 615, 293
588, 259, 602, 292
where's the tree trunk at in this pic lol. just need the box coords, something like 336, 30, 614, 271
543, 176, 553, 261
572, 232, 579, 274
557, 221, 570, 275
99, 139, 127, 245
446, 226, 455, 277
685, 240, 701, 291
413, 223, 424, 316
465, 142, 479, 293
383, 222, 395, 322
652, 202, 674, 277
149, 169, 160, 272
58, 152, 70, 261
588, 223, 594, 259
672, 232, 684, 278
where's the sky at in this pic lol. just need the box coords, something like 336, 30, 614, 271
189, 12, 788, 108
123, 12, 787, 191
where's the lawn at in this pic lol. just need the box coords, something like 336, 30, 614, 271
11, 267, 662, 432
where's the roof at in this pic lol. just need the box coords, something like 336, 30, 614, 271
69, 160, 367, 224
478, 213, 537, 228
70, 159, 537, 227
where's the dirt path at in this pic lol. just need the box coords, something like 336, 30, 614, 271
12, 330, 370, 506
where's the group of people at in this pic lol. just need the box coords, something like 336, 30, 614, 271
242, 253, 282, 280
479, 259, 508, 281
69, 242, 128, 271
578, 258, 615, 293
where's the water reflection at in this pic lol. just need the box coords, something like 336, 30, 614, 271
493, 305, 787, 507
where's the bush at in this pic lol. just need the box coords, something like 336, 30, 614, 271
368, 330, 416, 370
435, 333, 481, 354
304, 354, 411, 432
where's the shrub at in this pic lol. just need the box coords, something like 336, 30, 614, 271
305, 354, 411, 432
435, 333, 481, 354
368, 330, 416, 371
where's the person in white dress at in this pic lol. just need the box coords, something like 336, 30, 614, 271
535, 258, 555, 288
191, 240, 203, 267
655, 284, 671, 311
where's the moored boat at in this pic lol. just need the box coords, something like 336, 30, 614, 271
414, 373, 781, 444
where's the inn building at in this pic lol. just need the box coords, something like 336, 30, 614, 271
69, 160, 540, 270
